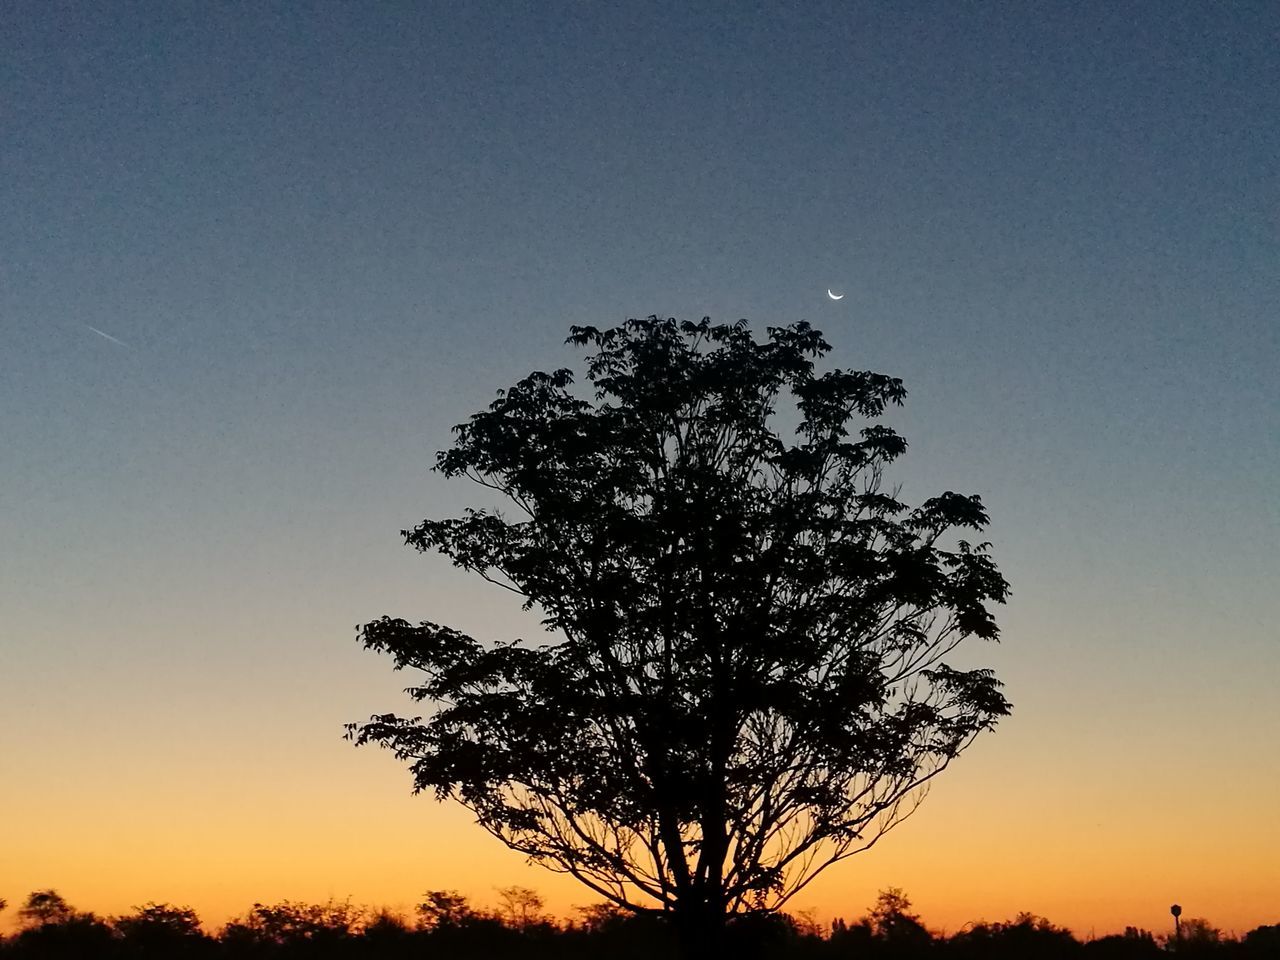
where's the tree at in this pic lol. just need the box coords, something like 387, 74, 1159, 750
349, 317, 1011, 953
950, 912, 1079, 960
1163, 917, 1227, 953
16, 889, 74, 928
220, 899, 363, 947
112, 902, 209, 957
1243, 924, 1280, 956
362, 907, 413, 942
495, 885, 547, 930
414, 889, 477, 930
112, 901, 204, 938
1086, 927, 1160, 958
867, 887, 930, 945
11, 890, 115, 957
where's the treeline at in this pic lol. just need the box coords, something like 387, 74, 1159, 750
1, 887, 1278, 959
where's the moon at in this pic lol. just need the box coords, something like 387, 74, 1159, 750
827, 289, 845, 301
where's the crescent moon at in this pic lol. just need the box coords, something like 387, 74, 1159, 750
827, 289, 845, 301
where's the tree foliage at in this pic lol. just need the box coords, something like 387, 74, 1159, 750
867, 887, 931, 944
220, 899, 363, 947
349, 317, 1011, 941
0, 882, 1275, 960
415, 890, 477, 931
111, 902, 204, 940
495, 887, 549, 931
16, 891, 74, 929
111, 903, 210, 958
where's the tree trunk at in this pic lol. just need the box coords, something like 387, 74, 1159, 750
674, 899, 726, 959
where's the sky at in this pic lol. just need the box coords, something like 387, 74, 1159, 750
2, 0, 1277, 939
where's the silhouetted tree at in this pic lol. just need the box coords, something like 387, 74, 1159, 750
359, 910, 415, 960
948, 912, 1077, 960
1085, 926, 1160, 958
830, 914, 877, 955
8, 892, 114, 959
16, 891, 74, 929
1242, 923, 1280, 957
573, 902, 629, 933
220, 898, 363, 952
868, 887, 931, 945
111, 902, 210, 958
112, 901, 203, 938
495, 886, 547, 931
1163, 917, 1228, 954
414, 890, 476, 930
350, 317, 1010, 954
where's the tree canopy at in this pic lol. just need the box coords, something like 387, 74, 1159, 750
349, 317, 1011, 949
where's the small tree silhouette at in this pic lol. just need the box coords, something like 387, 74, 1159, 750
220, 898, 363, 947
112, 901, 204, 938
112, 902, 209, 957
495, 885, 547, 930
950, 912, 1078, 960
1161, 917, 1226, 953
1243, 924, 1280, 955
868, 887, 928, 940
17, 889, 74, 928
11, 891, 115, 957
414, 889, 476, 930
1086, 926, 1160, 957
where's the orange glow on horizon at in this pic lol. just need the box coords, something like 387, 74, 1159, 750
3, 732, 1277, 940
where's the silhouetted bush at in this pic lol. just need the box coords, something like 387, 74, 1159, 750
1241, 923, 1280, 957
15, 892, 74, 930
6, 913, 116, 960
2, 883, 1275, 959
947, 913, 1078, 960
111, 902, 213, 959
1084, 927, 1161, 958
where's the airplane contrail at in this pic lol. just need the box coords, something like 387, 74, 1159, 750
86, 325, 128, 347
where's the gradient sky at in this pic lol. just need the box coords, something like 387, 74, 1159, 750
2, 0, 1277, 939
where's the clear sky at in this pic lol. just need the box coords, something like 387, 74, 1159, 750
2, 0, 1277, 939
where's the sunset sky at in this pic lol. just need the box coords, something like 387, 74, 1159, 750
2, 0, 1277, 939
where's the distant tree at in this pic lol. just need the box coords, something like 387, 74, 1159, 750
949, 912, 1078, 960
788, 907, 824, 939
1085, 926, 1159, 958
414, 889, 477, 930
495, 886, 547, 930
867, 888, 930, 942
350, 317, 1010, 954
16, 890, 74, 928
220, 898, 363, 948
362, 909, 414, 953
1242, 923, 1280, 956
1163, 917, 1228, 953
574, 902, 630, 933
830, 913, 876, 952
364, 907, 410, 933
112, 901, 203, 938
10, 893, 115, 958
112, 902, 209, 957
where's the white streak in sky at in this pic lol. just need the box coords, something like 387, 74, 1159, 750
86, 325, 128, 347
